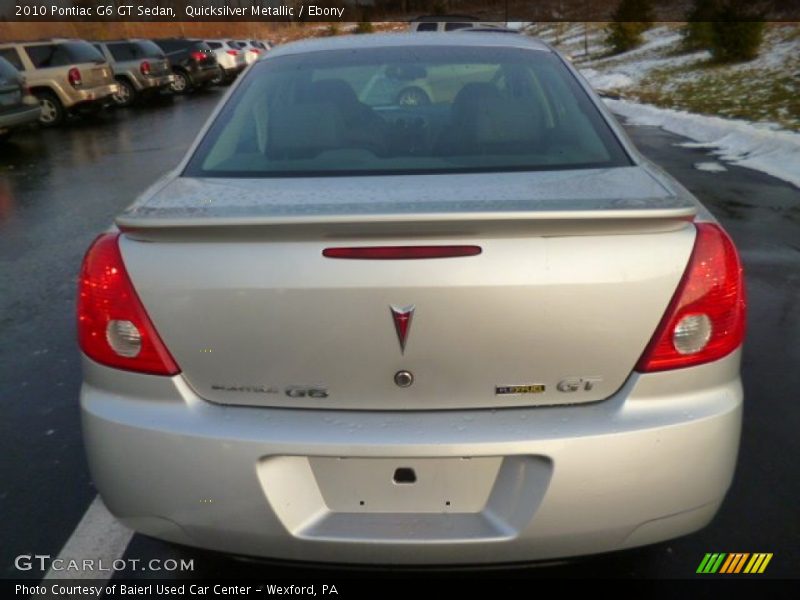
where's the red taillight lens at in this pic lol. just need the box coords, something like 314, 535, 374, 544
78, 233, 180, 376
636, 222, 746, 372
250, 48, 261, 54
323, 246, 482, 260
225, 49, 239, 56
139, 60, 151, 76
68, 67, 82, 87
190, 51, 206, 62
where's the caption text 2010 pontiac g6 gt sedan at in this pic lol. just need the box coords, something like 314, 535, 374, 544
78, 33, 745, 565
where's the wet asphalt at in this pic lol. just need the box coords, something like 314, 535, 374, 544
0, 88, 798, 580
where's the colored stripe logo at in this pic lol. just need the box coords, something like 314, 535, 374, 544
697, 553, 773, 574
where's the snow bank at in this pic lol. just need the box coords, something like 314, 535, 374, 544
606, 99, 800, 189
581, 68, 635, 89
694, 162, 728, 173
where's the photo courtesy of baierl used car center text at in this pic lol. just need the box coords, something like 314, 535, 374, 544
1, 0, 799, 596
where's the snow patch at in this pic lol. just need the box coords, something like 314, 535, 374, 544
607, 99, 800, 188
581, 68, 634, 89
694, 162, 728, 173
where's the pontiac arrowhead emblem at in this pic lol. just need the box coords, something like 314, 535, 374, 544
390, 305, 415, 354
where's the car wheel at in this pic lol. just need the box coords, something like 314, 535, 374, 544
113, 78, 137, 107
210, 70, 223, 85
34, 90, 65, 127
170, 70, 190, 94
396, 86, 431, 107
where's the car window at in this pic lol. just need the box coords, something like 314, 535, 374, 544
0, 56, 20, 80
135, 40, 166, 59
24, 44, 72, 68
154, 40, 179, 53
207, 42, 223, 49
63, 41, 105, 63
107, 42, 137, 62
415, 23, 437, 32
445, 23, 472, 31
0, 48, 23, 71
186, 45, 631, 178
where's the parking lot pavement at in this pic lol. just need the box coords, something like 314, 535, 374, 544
0, 92, 798, 579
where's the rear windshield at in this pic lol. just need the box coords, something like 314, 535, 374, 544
107, 41, 165, 61
63, 41, 105, 63
185, 46, 631, 178
25, 41, 104, 68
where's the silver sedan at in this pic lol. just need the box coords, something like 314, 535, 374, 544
78, 33, 746, 564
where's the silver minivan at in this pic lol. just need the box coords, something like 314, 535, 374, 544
93, 40, 174, 107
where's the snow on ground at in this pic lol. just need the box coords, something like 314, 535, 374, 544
529, 23, 800, 187
607, 99, 800, 188
694, 162, 728, 173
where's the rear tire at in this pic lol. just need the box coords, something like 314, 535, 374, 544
34, 90, 65, 127
113, 77, 137, 107
170, 70, 190, 95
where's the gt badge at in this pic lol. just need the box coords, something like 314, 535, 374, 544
390, 305, 415, 354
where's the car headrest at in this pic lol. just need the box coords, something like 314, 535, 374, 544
473, 96, 543, 145
268, 102, 345, 157
451, 82, 503, 124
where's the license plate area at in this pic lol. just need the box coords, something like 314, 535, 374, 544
257, 455, 552, 542
311, 456, 499, 513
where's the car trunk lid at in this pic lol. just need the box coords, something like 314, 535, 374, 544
115, 167, 697, 410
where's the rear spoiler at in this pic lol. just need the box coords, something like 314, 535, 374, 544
117, 203, 696, 240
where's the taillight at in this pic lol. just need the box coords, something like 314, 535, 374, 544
250, 48, 261, 54
68, 67, 82, 87
78, 233, 180, 376
225, 49, 239, 56
190, 51, 206, 62
139, 60, 151, 76
636, 222, 746, 372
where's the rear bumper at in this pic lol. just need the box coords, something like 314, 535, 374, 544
0, 104, 41, 131
188, 66, 221, 86
221, 64, 246, 79
136, 74, 174, 92
66, 83, 119, 108
81, 351, 742, 564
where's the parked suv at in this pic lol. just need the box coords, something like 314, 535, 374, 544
231, 40, 264, 66
0, 39, 117, 127
0, 56, 41, 140
409, 16, 504, 32
93, 40, 174, 107
152, 39, 220, 94
203, 40, 246, 85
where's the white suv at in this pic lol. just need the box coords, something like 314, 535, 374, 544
204, 40, 247, 85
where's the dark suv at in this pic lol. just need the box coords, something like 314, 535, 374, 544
152, 39, 220, 94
